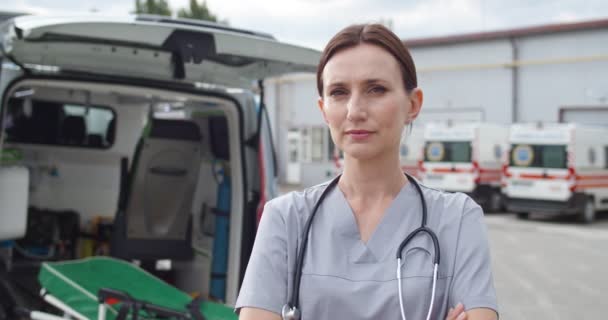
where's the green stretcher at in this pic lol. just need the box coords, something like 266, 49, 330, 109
36, 257, 237, 320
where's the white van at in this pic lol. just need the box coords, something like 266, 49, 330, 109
503, 123, 608, 223
0, 14, 319, 306
420, 122, 508, 211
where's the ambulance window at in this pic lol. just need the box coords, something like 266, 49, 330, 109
510, 144, 567, 169
3, 98, 116, 149
542, 145, 567, 169
511, 145, 534, 167
425, 141, 471, 163
604, 146, 608, 169
451, 142, 472, 162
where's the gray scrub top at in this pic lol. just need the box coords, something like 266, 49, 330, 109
235, 180, 498, 319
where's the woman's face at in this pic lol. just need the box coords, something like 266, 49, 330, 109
318, 43, 423, 162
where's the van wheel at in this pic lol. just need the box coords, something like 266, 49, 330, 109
488, 191, 503, 213
517, 212, 529, 219
580, 198, 596, 224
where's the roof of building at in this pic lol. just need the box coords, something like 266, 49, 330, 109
404, 17, 608, 48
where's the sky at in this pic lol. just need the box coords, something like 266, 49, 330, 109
2, 0, 608, 50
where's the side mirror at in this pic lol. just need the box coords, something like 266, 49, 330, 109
0, 166, 29, 241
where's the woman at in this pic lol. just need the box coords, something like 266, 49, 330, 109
236, 24, 498, 320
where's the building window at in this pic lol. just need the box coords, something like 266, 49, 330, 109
311, 127, 324, 162
298, 126, 333, 163
327, 129, 335, 161
300, 128, 310, 162
289, 141, 298, 163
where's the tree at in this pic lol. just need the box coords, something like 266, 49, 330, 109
134, 0, 172, 17
178, 0, 220, 23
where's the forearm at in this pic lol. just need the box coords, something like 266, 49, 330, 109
447, 304, 498, 320
239, 307, 281, 320
467, 307, 498, 320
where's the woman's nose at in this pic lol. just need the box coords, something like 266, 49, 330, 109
346, 94, 367, 121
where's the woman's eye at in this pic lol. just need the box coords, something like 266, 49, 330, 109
329, 89, 346, 97
369, 86, 386, 94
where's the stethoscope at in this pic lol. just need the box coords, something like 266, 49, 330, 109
281, 173, 440, 320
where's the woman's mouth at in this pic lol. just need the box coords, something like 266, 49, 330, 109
345, 130, 373, 141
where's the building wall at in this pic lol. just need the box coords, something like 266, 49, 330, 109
411, 39, 514, 124
516, 29, 608, 122
409, 28, 608, 124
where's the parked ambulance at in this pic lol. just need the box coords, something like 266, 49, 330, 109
503, 123, 608, 223
420, 122, 508, 211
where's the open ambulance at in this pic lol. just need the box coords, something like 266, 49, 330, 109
420, 122, 508, 212
503, 123, 608, 223
0, 14, 320, 315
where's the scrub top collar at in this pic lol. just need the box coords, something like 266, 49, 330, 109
324, 181, 423, 264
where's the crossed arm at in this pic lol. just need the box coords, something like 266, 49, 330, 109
239, 305, 498, 320
446, 304, 498, 320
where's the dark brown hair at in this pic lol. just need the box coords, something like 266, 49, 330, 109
316, 24, 418, 96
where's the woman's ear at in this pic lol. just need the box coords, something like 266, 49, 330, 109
318, 97, 329, 124
405, 88, 424, 124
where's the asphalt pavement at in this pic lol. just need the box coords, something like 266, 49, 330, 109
486, 211, 608, 320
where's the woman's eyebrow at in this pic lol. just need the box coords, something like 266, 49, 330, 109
326, 81, 347, 89
364, 78, 388, 85
326, 79, 388, 89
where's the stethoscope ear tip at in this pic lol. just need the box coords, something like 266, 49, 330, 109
281, 304, 301, 320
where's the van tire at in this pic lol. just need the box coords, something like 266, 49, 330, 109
580, 197, 596, 224
516, 212, 529, 219
488, 191, 503, 213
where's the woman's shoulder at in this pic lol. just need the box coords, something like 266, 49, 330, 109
264, 179, 334, 223
417, 182, 484, 224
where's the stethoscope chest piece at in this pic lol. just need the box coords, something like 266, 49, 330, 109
282, 304, 301, 320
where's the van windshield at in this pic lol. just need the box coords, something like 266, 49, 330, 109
424, 141, 472, 163
510, 144, 567, 169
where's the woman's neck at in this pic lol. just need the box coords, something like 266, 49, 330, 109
339, 152, 407, 200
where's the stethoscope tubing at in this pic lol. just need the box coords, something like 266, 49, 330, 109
290, 175, 341, 309
283, 173, 440, 320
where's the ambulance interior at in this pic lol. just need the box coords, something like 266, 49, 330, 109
0, 80, 248, 308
